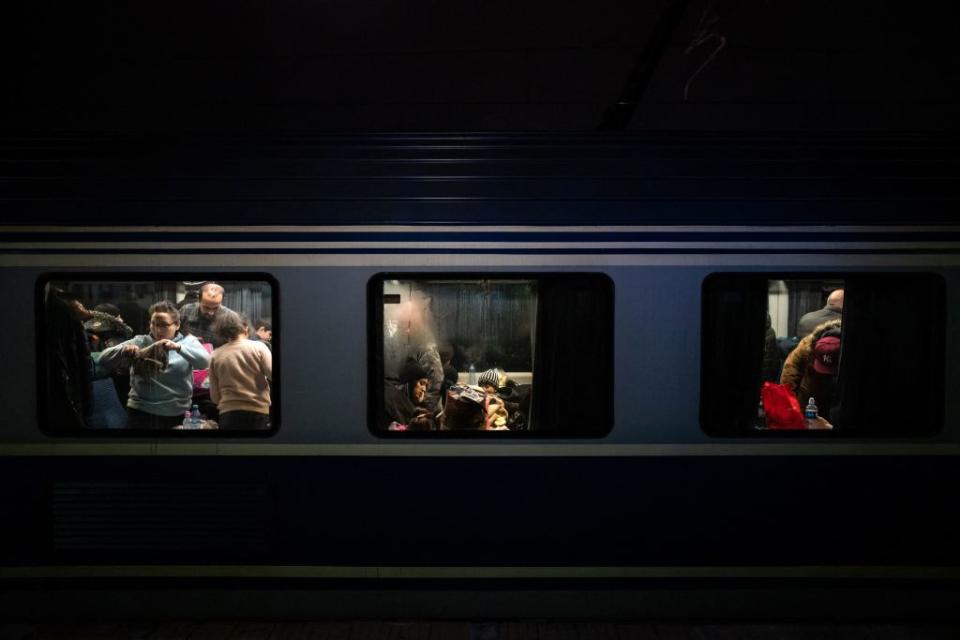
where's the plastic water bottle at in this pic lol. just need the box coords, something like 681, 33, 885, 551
805, 397, 818, 424
468, 363, 477, 385
183, 410, 192, 429
190, 404, 202, 429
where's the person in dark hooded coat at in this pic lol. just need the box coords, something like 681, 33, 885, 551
797, 288, 843, 338
383, 357, 438, 430
761, 313, 783, 383
45, 287, 94, 429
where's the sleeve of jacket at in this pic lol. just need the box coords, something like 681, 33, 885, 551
177, 335, 211, 369
90, 352, 114, 380
209, 353, 220, 405
260, 342, 272, 386
98, 334, 149, 371
779, 342, 808, 393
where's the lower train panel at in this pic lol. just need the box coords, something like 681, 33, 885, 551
3, 454, 960, 619
3, 455, 959, 568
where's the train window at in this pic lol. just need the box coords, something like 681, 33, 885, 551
369, 273, 613, 436
701, 273, 945, 437
38, 275, 278, 435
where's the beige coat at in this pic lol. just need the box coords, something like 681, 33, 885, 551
209, 338, 272, 415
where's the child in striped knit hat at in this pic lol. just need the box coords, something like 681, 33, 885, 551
476, 367, 504, 395
475, 368, 511, 429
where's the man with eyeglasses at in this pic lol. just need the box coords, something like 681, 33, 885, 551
178, 281, 240, 348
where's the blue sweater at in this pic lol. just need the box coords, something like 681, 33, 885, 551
99, 333, 210, 416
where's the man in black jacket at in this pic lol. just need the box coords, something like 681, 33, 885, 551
179, 281, 240, 347
797, 288, 843, 337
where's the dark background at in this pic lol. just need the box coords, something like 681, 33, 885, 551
5, 1, 959, 134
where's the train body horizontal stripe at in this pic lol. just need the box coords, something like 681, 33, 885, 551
3, 226, 958, 257
8, 242, 960, 250
2, 226, 960, 243
5, 224, 960, 233
5, 254, 959, 267
2, 564, 958, 580
2, 249, 959, 260
2, 443, 960, 456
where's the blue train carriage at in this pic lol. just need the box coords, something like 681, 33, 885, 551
0, 134, 958, 619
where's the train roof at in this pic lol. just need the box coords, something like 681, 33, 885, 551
2, 133, 959, 226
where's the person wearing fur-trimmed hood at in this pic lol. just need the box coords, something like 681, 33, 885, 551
780, 319, 841, 413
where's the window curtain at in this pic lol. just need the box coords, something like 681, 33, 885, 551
839, 273, 945, 435
531, 275, 614, 435
787, 282, 829, 338
223, 283, 268, 325
700, 275, 768, 436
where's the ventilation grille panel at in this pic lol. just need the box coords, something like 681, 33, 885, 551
52, 481, 270, 551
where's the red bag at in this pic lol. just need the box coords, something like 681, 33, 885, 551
761, 381, 806, 429
191, 342, 214, 391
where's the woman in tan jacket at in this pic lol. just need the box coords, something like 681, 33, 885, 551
209, 313, 272, 430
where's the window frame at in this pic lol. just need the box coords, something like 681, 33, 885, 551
35, 271, 281, 437
699, 271, 946, 438
368, 272, 615, 438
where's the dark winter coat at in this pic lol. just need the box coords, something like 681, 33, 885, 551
179, 302, 240, 348
46, 294, 93, 428
797, 306, 842, 338
761, 319, 782, 384
383, 382, 437, 430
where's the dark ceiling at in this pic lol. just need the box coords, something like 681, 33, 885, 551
5, 1, 960, 133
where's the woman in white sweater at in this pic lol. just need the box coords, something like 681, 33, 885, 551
208, 313, 272, 430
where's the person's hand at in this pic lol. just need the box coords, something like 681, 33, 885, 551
157, 339, 181, 352
69, 300, 94, 321
807, 416, 834, 430
410, 414, 432, 428
121, 345, 140, 356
